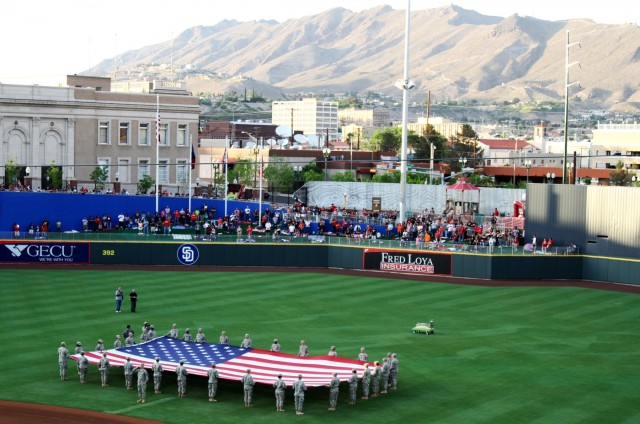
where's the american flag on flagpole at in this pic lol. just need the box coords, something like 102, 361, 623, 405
191, 144, 197, 170
222, 145, 228, 173
73, 337, 366, 387
156, 111, 161, 144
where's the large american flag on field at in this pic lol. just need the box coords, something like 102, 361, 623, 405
72, 337, 367, 387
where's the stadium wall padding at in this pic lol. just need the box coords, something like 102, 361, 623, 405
83, 241, 640, 286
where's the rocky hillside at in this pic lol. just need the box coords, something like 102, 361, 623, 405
90, 4, 640, 111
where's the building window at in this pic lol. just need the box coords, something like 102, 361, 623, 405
99, 122, 109, 145
158, 160, 169, 183
158, 123, 169, 146
97, 158, 110, 181
117, 159, 130, 183
138, 159, 150, 181
176, 161, 188, 186
119, 122, 130, 145
139, 123, 149, 146
177, 124, 187, 146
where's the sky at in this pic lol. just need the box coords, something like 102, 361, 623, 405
1, 0, 637, 86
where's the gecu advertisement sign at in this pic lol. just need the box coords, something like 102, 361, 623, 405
362, 249, 451, 275
1, 242, 90, 264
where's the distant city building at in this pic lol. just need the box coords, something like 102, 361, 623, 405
591, 122, 640, 171
0, 76, 199, 193
407, 117, 464, 139
339, 108, 390, 127
272, 98, 338, 143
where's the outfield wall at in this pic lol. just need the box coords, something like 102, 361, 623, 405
3, 239, 633, 285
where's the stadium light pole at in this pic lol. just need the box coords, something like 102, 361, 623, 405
396, 0, 414, 224
562, 30, 580, 184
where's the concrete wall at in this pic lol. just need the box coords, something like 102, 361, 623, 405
305, 181, 525, 216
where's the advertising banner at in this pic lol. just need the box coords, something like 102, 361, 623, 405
362, 249, 451, 275
0, 241, 90, 264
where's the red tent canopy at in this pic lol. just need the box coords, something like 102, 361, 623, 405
446, 177, 479, 191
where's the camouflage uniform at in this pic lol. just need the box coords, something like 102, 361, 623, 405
329, 374, 340, 410
219, 332, 229, 344
176, 362, 188, 397
380, 358, 391, 394
371, 362, 381, 397
361, 364, 371, 399
242, 370, 255, 407
98, 354, 110, 386
292, 375, 307, 415
124, 358, 134, 389
358, 347, 368, 362
152, 358, 163, 393
348, 370, 358, 404
240, 334, 252, 348
77, 353, 89, 383
195, 329, 206, 343
166, 324, 179, 339
136, 365, 149, 403
57, 343, 70, 381
389, 354, 399, 390
207, 365, 219, 402
273, 375, 287, 412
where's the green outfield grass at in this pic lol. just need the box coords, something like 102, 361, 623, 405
1, 269, 639, 424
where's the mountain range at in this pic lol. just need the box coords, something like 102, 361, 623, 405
90, 4, 640, 111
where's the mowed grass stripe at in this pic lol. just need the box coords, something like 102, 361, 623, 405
1, 269, 639, 424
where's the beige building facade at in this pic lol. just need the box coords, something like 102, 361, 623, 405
1, 77, 199, 193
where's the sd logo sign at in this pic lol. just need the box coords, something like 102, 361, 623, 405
177, 244, 199, 265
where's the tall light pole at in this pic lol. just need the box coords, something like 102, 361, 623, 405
459, 157, 467, 174
525, 160, 532, 184
322, 147, 331, 181
429, 143, 436, 185
563, 30, 580, 184
396, 0, 414, 224
252, 146, 260, 188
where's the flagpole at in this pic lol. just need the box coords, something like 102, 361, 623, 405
258, 151, 263, 226
188, 134, 192, 212
155, 94, 160, 213
224, 137, 229, 217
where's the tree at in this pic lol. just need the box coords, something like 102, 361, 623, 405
228, 158, 254, 187
370, 127, 403, 153
608, 161, 631, 186
263, 157, 294, 195
331, 171, 356, 182
45, 161, 62, 189
3, 159, 19, 186
89, 166, 109, 192
138, 174, 155, 194
301, 163, 324, 182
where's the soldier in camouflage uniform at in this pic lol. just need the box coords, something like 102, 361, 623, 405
328, 372, 340, 411
77, 351, 89, 383
270, 339, 281, 352
207, 363, 219, 402
166, 323, 179, 339
74, 341, 83, 354
298, 340, 309, 357
292, 374, 307, 415
98, 353, 110, 387
380, 358, 391, 394
152, 357, 163, 394
358, 347, 368, 362
176, 360, 188, 398
219, 331, 229, 344
113, 335, 122, 349
182, 329, 192, 342
57, 342, 70, 381
242, 369, 255, 407
361, 363, 371, 400
195, 328, 206, 343
348, 369, 358, 405
273, 373, 287, 412
371, 361, 381, 397
389, 353, 399, 390
136, 363, 149, 403
124, 357, 134, 390
240, 334, 252, 348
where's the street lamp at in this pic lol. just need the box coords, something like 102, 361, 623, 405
524, 160, 532, 184
322, 147, 331, 181
546, 172, 556, 184
252, 146, 260, 188
46, 175, 50, 190
459, 157, 467, 174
